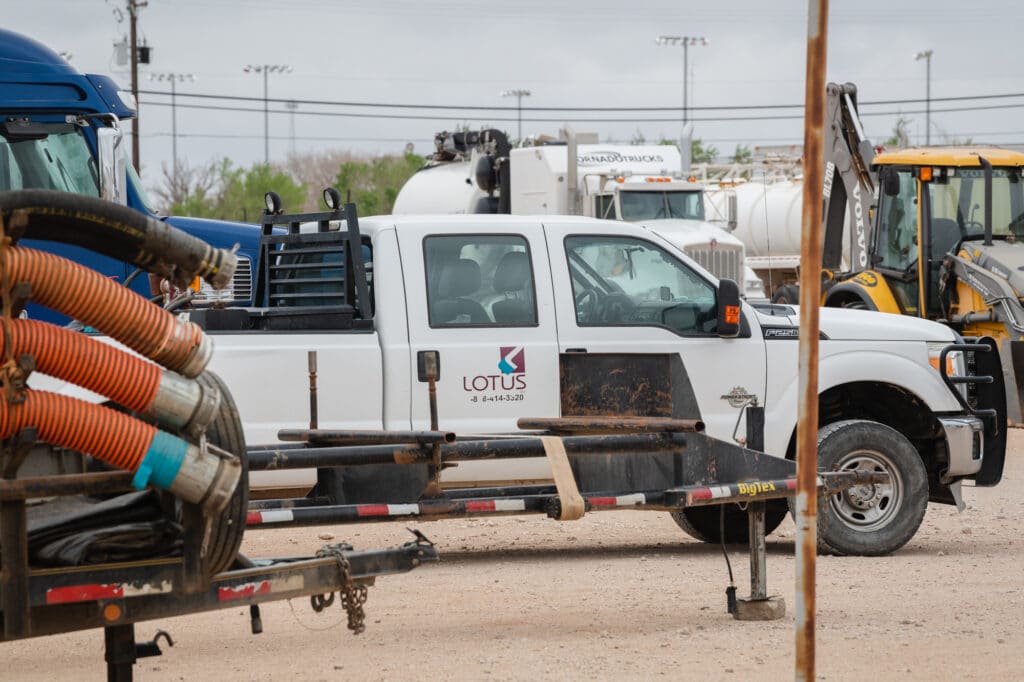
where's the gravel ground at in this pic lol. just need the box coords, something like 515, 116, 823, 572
5, 432, 1023, 681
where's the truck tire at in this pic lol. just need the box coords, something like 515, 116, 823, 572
182, 371, 249, 575
800, 419, 927, 556
771, 284, 799, 305
670, 500, 788, 544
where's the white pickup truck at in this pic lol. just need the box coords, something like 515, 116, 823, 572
47, 206, 1005, 556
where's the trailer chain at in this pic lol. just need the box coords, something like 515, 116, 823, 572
315, 543, 368, 634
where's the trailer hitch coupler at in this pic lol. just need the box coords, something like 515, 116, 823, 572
132, 434, 241, 513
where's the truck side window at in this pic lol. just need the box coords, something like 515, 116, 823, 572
594, 194, 616, 220
565, 235, 717, 335
424, 234, 537, 327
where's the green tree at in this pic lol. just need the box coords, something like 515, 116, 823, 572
333, 151, 424, 216
163, 159, 306, 223
219, 163, 306, 221
690, 138, 719, 164
731, 144, 753, 164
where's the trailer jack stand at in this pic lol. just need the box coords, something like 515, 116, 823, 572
733, 501, 785, 621
104, 624, 173, 681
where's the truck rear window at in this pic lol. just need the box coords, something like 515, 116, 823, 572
424, 234, 537, 327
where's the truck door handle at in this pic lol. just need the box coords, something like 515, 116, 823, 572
564, 348, 588, 354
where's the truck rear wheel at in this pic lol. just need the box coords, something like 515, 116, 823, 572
670, 500, 788, 544
799, 419, 927, 556
771, 284, 799, 305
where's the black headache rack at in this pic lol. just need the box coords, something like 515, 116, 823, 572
189, 191, 373, 332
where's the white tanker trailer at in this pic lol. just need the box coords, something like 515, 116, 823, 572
395, 129, 766, 299
705, 178, 852, 299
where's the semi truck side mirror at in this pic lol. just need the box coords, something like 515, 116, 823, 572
716, 278, 741, 338
96, 127, 128, 205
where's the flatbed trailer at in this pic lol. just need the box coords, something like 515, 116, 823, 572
0, 468, 437, 680
245, 378, 885, 623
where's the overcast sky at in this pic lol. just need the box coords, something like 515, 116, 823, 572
7, 1, 1024, 187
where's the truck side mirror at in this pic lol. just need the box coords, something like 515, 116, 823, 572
716, 278, 741, 338
96, 126, 128, 205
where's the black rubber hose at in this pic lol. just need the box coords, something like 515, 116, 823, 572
0, 189, 237, 290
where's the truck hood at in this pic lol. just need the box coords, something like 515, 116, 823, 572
642, 219, 744, 249
163, 215, 261, 255
754, 305, 958, 342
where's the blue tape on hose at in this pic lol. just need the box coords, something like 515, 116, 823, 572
131, 430, 188, 491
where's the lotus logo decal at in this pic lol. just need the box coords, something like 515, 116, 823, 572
498, 346, 526, 375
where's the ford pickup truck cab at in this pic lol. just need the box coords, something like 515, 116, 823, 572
162, 210, 1001, 555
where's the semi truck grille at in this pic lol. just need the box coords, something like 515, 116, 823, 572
684, 244, 743, 283
194, 255, 253, 303
231, 256, 253, 301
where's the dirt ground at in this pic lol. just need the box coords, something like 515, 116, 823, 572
5, 432, 1023, 681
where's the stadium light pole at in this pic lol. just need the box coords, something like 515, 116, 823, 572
655, 35, 709, 128
914, 49, 933, 145
500, 89, 531, 141
244, 64, 293, 163
148, 72, 195, 171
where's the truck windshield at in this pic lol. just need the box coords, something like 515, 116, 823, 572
0, 124, 100, 196
618, 190, 705, 221
927, 167, 1024, 240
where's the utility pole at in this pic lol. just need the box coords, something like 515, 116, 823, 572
244, 65, 292, 164
127, 0, 148, 171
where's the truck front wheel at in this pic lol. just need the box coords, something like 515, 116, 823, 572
802, 419, 928, 556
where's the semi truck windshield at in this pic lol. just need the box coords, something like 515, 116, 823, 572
619, 190, 705, 221
0, 124, 100, 196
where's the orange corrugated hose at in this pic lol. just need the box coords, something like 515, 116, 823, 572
6, 318, 161, 413
3, 246, 205, 375
2, 390, 155, 473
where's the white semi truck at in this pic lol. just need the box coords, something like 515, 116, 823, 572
393, 130, 766, 299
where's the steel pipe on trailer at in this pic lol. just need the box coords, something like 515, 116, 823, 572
277, 429, 456, 445
248, 432, 687, 471
517, 416, 705, 434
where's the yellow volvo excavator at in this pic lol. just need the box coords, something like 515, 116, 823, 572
778, 83, 1024, 421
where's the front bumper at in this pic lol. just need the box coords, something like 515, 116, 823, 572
938, 416, 984, 479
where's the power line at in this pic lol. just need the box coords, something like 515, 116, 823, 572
139, 87, 1024, 113
140, 98, 1024, 124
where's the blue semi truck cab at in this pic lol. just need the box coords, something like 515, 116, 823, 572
0, 28, 259, 322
